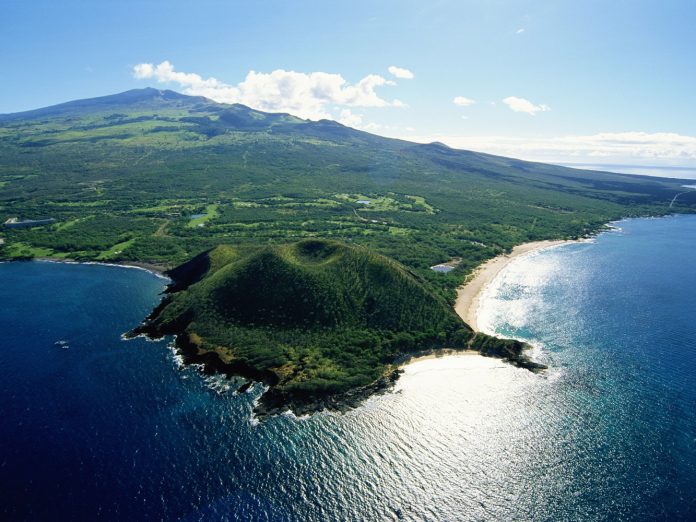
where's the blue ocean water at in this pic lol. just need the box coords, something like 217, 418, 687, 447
478, 214, 696, 520
1, 215, 695, 521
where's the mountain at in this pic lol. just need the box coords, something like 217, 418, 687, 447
1, 88, 694, 299
147, 239, 466, 333
0, 88, 183, 120
132, 239, 537, 416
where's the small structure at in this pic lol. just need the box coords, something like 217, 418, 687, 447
430, 257, 462, 274
4, 217, 56, 229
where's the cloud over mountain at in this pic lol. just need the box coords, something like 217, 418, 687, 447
134, 61, 405, 121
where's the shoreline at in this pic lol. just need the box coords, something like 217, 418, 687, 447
454, 240, 579, 331
32, 257, 171, 280
395, 348, 482, 369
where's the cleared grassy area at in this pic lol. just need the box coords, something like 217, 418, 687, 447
407, 195, 436, 214
49, 200, 112, 207
3, 241, 55, 258
54, 218, 83, 231
128, 204, 193, 214
335, 193, 403, 211
186, 204, 219, 228
335, 193, 437, 213
97, 238, 135, 260
388, 226, 411, 236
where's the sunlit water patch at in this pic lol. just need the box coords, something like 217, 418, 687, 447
478, 214, 696, 520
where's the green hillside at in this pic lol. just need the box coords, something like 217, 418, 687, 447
2, 88, 694, 304
135, 239, 536, 416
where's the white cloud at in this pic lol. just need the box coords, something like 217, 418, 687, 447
133, 60, 405, 121
388, 65, 414, 79
362, 122, 382, 131
503, 96, 550, 115
453, 96, 476, 107
337, 109, 363, 128
516, 28, 525, 34
133, 63, 153, 79
392, 131, 696, 166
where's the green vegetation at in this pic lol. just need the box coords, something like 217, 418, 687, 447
96, 238, 135, 260
2, 88, 694, 305
3, 215, 160, 260
334, 193, 433, 213
3, 241, 55, 258
136, 239, 536, 415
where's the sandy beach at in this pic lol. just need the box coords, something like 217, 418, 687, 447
396, 348, 482, 369
454, 240, 573, 331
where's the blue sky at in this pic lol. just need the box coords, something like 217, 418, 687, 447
2, 0, 696, 168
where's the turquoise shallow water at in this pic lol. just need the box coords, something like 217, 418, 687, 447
1, 215, 695, 520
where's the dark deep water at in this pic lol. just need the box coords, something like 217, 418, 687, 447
1, 215, 696, 521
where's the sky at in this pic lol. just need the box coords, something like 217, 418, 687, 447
2, 0, 696, 170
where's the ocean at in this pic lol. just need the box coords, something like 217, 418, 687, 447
1, 215, 695, 521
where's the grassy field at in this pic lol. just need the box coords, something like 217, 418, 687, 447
186, 203, 219, 228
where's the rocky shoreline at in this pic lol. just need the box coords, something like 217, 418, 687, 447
127, 325, 407, 419
129, 315, 545, 419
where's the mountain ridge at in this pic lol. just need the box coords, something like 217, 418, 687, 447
0, 87, 688, 186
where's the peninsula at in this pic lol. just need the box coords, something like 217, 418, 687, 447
131, 239, 544, 417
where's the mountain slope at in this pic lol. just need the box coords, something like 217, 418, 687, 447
152, 239, 465, 333
0, 88, 209, 121
1, 88, 694, 301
